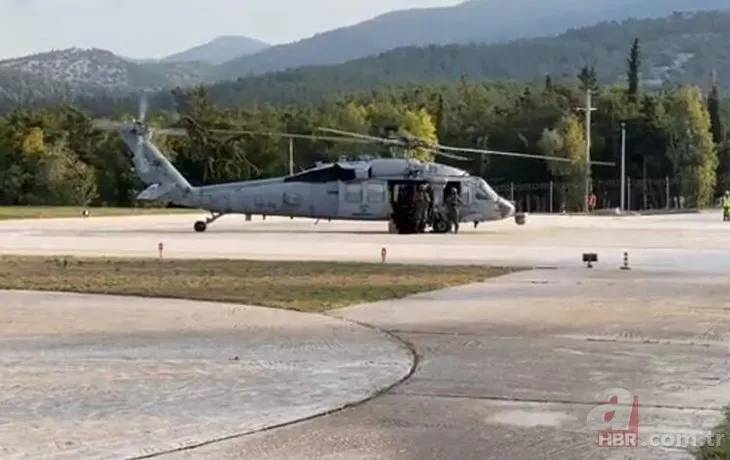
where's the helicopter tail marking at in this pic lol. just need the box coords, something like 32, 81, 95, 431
120, 132, 193, 201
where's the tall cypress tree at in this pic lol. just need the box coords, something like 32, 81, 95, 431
627, 38, 640, 102
707, 70, 724, 144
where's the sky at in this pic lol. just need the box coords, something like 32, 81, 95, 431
0, 0, 463, 60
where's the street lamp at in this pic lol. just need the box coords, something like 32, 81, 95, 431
620, 122, 626, 212
576, 89, 597, 213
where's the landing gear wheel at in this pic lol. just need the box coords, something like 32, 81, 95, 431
194, 220, 207, 232
396, 219, 417, 234
432, 218, 451, 234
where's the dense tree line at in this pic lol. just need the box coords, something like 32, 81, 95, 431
0, 39, 726, 212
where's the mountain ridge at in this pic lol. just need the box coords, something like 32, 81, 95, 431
199, 9, 730, 107
162, 36, 270, 64
214, 0, 730, 79
3, 6, 730, 112
0, 48, 212, 90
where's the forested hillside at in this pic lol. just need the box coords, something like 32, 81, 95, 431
204, 10, 730, 107
3, 10, 730, 114
0, 49, 212, 90
215, 0, 728, 78
1, 61, 727, 213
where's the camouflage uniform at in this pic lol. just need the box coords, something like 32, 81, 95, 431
412, 184, 429, 232
444, 187, 462, 233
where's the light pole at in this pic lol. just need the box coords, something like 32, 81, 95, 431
620, 122, 626, 212
576, 89, 597, 213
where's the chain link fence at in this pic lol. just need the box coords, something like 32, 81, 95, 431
489, 177, 715, 213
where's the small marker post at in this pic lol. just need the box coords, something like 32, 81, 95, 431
381, 247, 387, 263
158, 242, 164, 260
582, 252, 597, 268
620, 251, 630, 270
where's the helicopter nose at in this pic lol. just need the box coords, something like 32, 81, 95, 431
497, 197, 515, 218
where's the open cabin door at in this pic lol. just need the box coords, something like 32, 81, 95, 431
444, 180, 471, 205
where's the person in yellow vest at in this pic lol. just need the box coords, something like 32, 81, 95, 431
723, 191, 730, 220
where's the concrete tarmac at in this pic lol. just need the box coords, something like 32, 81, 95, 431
0, 291, 412, 459
1, 211, 729, 459
0, 211, 728, 272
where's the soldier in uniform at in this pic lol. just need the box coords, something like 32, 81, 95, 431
413, 183, 431, 232
444, 186, 462, 233
421, 183, 432, 229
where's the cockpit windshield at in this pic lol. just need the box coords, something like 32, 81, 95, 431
476, 178, 499, 200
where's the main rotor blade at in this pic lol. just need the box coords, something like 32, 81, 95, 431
434, 150, 470, 161
157, 128, 187, 136
316, 127, 391, 143
438, 145, 616, 166
92, 119, 126, 131
208, 129, 372, 143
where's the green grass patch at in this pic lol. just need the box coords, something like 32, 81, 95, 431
0, 206, 198, 220
0, 256, 519, 312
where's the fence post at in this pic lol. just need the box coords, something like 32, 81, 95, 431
627, 177, 632, 211
665, 176, 670, 208
549, 181, 553, 213
510, 182, 514, 202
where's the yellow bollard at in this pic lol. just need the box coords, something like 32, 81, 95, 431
381, 247, 387, 263
158, 242, 164, 260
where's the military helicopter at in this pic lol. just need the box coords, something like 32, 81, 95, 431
93, 96, 616, 234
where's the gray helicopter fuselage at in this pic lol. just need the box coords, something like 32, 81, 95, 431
183, 159, 513, 223
123, 132, 515, 224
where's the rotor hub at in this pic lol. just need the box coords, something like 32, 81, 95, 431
130, 121, 148, 136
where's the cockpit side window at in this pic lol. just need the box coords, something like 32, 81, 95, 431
476, 179, 498, 200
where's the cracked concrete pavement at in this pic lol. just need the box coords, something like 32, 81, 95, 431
0, 291, 412, 459
1, 211, 729, 459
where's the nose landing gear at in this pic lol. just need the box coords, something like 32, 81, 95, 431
193, 212, 225, 232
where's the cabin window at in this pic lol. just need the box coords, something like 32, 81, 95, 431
366, 183, 386, 203
345, 184, 362, 202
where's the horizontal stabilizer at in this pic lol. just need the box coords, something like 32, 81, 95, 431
136, 183, 175, 201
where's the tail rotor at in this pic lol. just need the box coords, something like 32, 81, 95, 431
92, 93, 185, 137
138, 92, 148, 124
